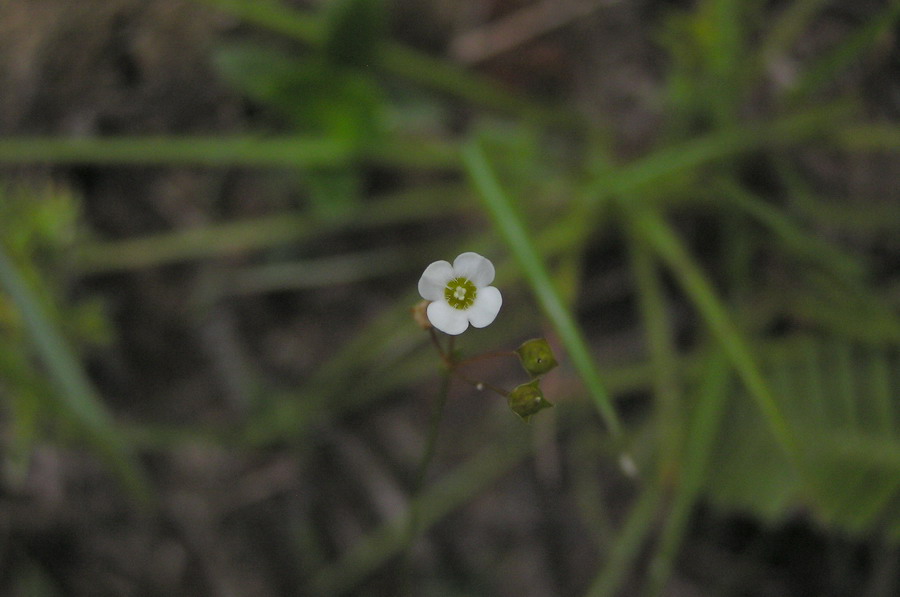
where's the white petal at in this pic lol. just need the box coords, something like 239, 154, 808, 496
427, 300, 470, 335
467, 286, 502, 328
418, 260, 453, 301
453, 252, 495, 287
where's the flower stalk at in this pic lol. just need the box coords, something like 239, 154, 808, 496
403, 252, 560, 580
416, 252, 559, 422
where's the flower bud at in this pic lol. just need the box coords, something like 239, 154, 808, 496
515, 338, 558, 377
507, 379, 553, 422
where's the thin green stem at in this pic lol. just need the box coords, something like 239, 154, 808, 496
585, 484, 663, 597
454, 349, 517, 369
411, 369, 451, 498
644, 354, 731, 597
626, 222, 682, 484
452, 370, 509, 399
401, 367, 452, 592
428, 327, 448, 363
407, 331, 511, 563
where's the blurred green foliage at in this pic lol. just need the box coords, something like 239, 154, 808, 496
0, 0, 898, 594
0, 183, 139, 492
213, 0, 389, 217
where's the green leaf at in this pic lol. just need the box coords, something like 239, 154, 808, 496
706, 335, 900, 540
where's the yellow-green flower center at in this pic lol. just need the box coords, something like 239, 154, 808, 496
444, 277, 477, 310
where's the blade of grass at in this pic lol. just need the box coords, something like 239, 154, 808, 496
831, 124, 900, 151
0, 136, 350, 167
584, 103, 851, 201
626, 203, 802, 467
712, 178, 864, 279
868, 344, 896, 436
817, 430, 900, 475
226, 246, 413, 295
775, 157, 900, 234
462, 138, 624, 439
585, 485, 663, 597
0, 245, 151, 505
787, 3, 900, 102
832, 339, 858, 426
73, 184, 470, 273
644, 353, 731, 597
705, 0, 748, 124
0, 135, 460, 169
192, 0, 323, 44
800, 337, 828, 432
570, 430, 617, 554
627, 226, 683, 482
797, 338, 868, 522
758, 0, 832, 71
797, 271, 900, 343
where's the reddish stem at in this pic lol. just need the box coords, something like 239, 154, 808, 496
455, 349, 517, 369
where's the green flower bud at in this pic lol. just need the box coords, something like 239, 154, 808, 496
507, 379, 553, 422
515, 338, 559, 377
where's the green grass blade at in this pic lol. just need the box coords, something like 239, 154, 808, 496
627, 226, 683, 479
704, 0, 751, 123
0, 245, 151, 505
847, 345, 900, 530
585, 104, 851, 200
0, 136, 349, 166
788, 3, 900, 102
193, 0, 322, 42
462, 138, 623, 438
0, 135, 459, 169
817, 430, 900, 475
74, 184, 469, 273
867, 344, 896, 435
832, 125, 900, 151
585, 485, 663, 597
645, 353, 731, 597
713, 178, 864, 278
758, 0, 831, 67
627, 204, 801, 466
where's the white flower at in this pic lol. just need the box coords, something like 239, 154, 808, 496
417, 252, 502, 335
